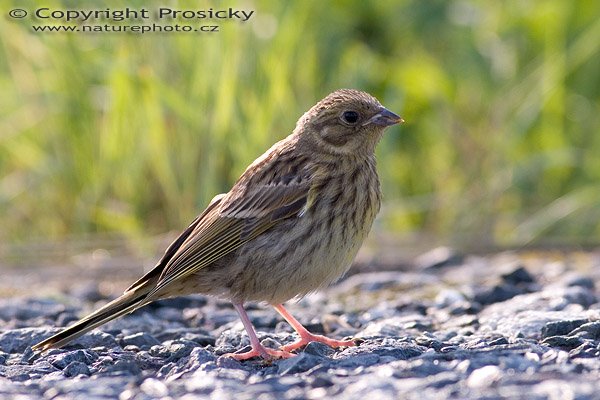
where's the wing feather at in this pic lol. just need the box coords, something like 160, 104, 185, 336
124, 193, 226, 293
146, 179, 311, 298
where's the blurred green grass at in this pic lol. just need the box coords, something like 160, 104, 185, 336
1, 0, 599, 249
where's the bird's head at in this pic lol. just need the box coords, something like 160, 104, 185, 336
296, 89, 403, 157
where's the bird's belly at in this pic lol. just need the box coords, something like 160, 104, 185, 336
226, 201, 377, 304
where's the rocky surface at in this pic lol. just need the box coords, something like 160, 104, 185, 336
1, 249, 600, 399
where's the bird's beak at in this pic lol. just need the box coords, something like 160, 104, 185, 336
364, 107, 404, 127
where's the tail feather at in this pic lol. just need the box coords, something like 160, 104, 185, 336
32, 291, 149, 352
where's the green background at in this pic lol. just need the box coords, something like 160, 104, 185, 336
1, 0, 599, 250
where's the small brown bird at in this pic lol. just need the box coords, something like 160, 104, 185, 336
33, 89, 403, 360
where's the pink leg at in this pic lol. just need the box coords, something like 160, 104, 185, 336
273, 304, 356, 352
224, 303, 295, 360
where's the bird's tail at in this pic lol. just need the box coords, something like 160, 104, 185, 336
32, 290, 150, 352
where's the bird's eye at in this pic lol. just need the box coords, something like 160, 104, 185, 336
342, 111, 359, 124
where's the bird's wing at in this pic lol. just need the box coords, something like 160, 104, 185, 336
146, 178, 312, 298
125, 193, 226, 293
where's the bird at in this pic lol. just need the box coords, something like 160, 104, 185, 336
32, 89, 403, 360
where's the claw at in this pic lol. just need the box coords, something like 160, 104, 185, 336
281, 334, 356, 352
224, 345, 295, 361
229, 302, 297, 361
228, 302, 355, 361
273, 304, 356, 353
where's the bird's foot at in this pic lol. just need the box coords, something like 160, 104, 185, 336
224, 344, 296, 361
281, 333, 356, 352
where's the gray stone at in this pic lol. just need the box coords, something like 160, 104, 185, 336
571, 321, 600, 340
96, 358, 142, 376
308, 374, 334, 388
140, 377, 169, 397
569, 341, 599, 358
277, 352, 325, 374
473, 284, 524, 305
121, 332, 160, 349
63, 361, 91, 377
0, 298, 72, 322
148, 295, 208, 310
501, 266, 535, 285
377, 346, 422, 360
565, 275, 595, 290
303, 341, 335, 357
2, 254, 600, 399
154, 328, 215, 346
66, 330, 120, 350
163, 340, 196, 361
0, 328, 55, 353
541, 320, 588, 338
541, 335, 585, 349
336, 352, 381, 368
49, 349, 97, 369
561, 286, 596, 308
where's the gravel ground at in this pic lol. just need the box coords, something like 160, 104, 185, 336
1, 249, 600, 399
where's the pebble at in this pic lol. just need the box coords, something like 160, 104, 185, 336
501, 266, 536, 285
49, 349, 97, 369
541, 319, 589, 338
0, 257, 599, 399
121, 332, 161, 349
63, 361, 91, 377
467, 365, 503, 388
473, 284, 523, 306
